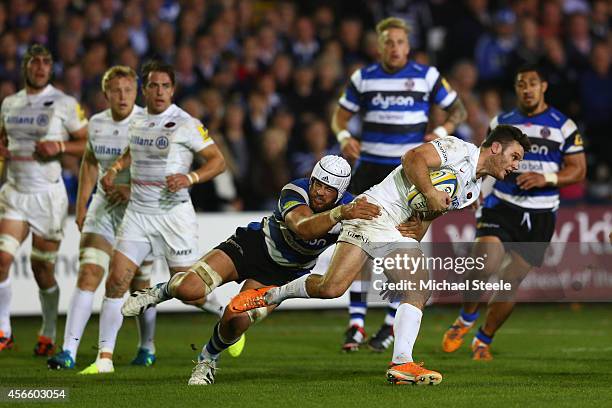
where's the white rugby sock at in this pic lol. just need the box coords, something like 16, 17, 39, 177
266, 274, 311, 304
63, 288, 94, 359
199, 290, 224, 317
0, 278, 12, 337
38, 285, 59, 341
98, 297, 124, 355
136, 305, 157, 353
391, 303, 423, 364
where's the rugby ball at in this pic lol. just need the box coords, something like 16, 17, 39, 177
407, 170, 458, 213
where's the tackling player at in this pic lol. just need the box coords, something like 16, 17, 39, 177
79, 60, 226, 374
47, 66, 158, 370
231, 125, 530, 385
0, 44, 87, 355
121, 156, 412, 385
441, 65, 586, 360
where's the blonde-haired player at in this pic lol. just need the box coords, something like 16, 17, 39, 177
0, 44, 87, 355
80, 60, 226, 374
48, 66, 158, 369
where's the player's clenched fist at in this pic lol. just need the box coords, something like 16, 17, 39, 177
341, 196, 381, 220
424, 189, 451, 212
165, 173, 191, 192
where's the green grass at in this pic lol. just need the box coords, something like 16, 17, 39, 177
1, 304, 611, 407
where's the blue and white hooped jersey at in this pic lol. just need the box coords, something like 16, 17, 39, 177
338, 61, 457, 165
247, 178, 354, 270
485, 107, 584, 211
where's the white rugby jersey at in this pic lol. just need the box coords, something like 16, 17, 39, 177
87, 106, 142, 199
365, 136, 482, 225
0, 85, 88, 192
127, 104, 214, 214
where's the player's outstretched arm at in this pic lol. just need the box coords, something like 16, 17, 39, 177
75, 146, 99, 231
165, 144, 226, 192
286, 197, 381, 241
402, 144, 450, 212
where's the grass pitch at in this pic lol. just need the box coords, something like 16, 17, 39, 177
1, 304, 611, 407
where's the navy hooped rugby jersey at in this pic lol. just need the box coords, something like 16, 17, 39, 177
247, 178, 354, 270
485, 107, 584, 211
338, 61, 457, 166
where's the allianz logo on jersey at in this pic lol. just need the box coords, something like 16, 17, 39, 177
6, 114, 49, 127
93, 145, 123, 156
371, 92, 415, 109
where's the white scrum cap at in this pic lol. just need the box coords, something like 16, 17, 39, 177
310, 155, 351, 202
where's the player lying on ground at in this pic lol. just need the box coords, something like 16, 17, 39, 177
122, 156, 420, 385
230, 125, 530, 385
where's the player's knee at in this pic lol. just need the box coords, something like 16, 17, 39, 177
79, 247, 110, 274
0, 251, 14, 275
105, 270, 130, 297
187, 260, 223, 296
77, 264, 104, 291
0, 234, 19, 272
318, 281, 346, 299
31, 247, 59, 265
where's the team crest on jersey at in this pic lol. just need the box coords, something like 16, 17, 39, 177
165, 122, 176, 128
540, 127, 551, 138
36, 114, 49, 127
467, 192, 472, 199
155, 136, 169, 149
405, 79, 414, 90
148, 122, 155, 127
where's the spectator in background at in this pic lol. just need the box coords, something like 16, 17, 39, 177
148, 22, 175, 63
480, 87, 502, 119
291, 119, 339, 179
271, 53, 294, 95
249, 127, 290, 210
286, 64, 320, 120
590, 0, 609, 40
124, 0, 148, 56
194, 34, 218, 86
61, 63, 83, 101
541, 37, 579, 116
338, 17, 365, 66
565, 12, 593, 73
511, 16, 543, 69
580, 42, 612, 176
443, 0, 490, 70
448, 60, 478, 101
475, 8, 518, 89
175, 45, 201, 101
538, 0, 563, 39
0, 32, 20, 84
291, 16, 320, 65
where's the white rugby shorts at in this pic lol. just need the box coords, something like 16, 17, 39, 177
115, 201, 199, 267
0, 181, 68, 241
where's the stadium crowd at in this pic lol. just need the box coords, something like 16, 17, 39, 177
0, 0, 610, 211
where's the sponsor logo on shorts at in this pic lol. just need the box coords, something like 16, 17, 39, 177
165, 122, 176, 128
347, 230, 369, 243
43, 101, 54, 106
155, 136, 169, 149
172, 248, 192, 256
226, 237, 243, 255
